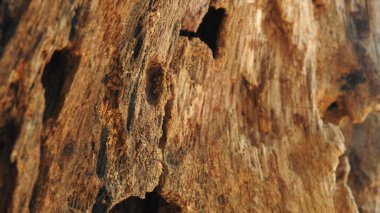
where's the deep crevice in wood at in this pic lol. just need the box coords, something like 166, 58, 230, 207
41, 48, 80, 122
126, 80, 139, 132
179, 6, 225, 58
109, 190, 181, 213
96, 127, 109, 179
0, 120, 20, 212
92, 186, 111, 213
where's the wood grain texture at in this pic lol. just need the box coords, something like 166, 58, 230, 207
0, 0, 379, 212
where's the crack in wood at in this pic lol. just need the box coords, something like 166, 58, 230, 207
92, 186, 111, 213
126, 80, 139, 132
96, 127, 108, 179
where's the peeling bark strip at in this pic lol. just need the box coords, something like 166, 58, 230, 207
1, 0, 380, 212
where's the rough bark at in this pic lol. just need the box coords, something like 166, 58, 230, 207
0, 0, 379, 212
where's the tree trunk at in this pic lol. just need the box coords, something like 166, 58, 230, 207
0, 0, 379, 212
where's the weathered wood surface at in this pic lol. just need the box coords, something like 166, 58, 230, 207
0, 0, 379, 212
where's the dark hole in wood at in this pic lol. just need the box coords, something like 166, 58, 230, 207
109, 190, 181, 213
179, 7, 226, 58
0, 121, 20, 211
323, 99, 348, 124
327, 101, 338, 112
196, 7, 225, 57
41, 49, 80, 122
145, 63, 164, 105
179, 30, 197, 38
